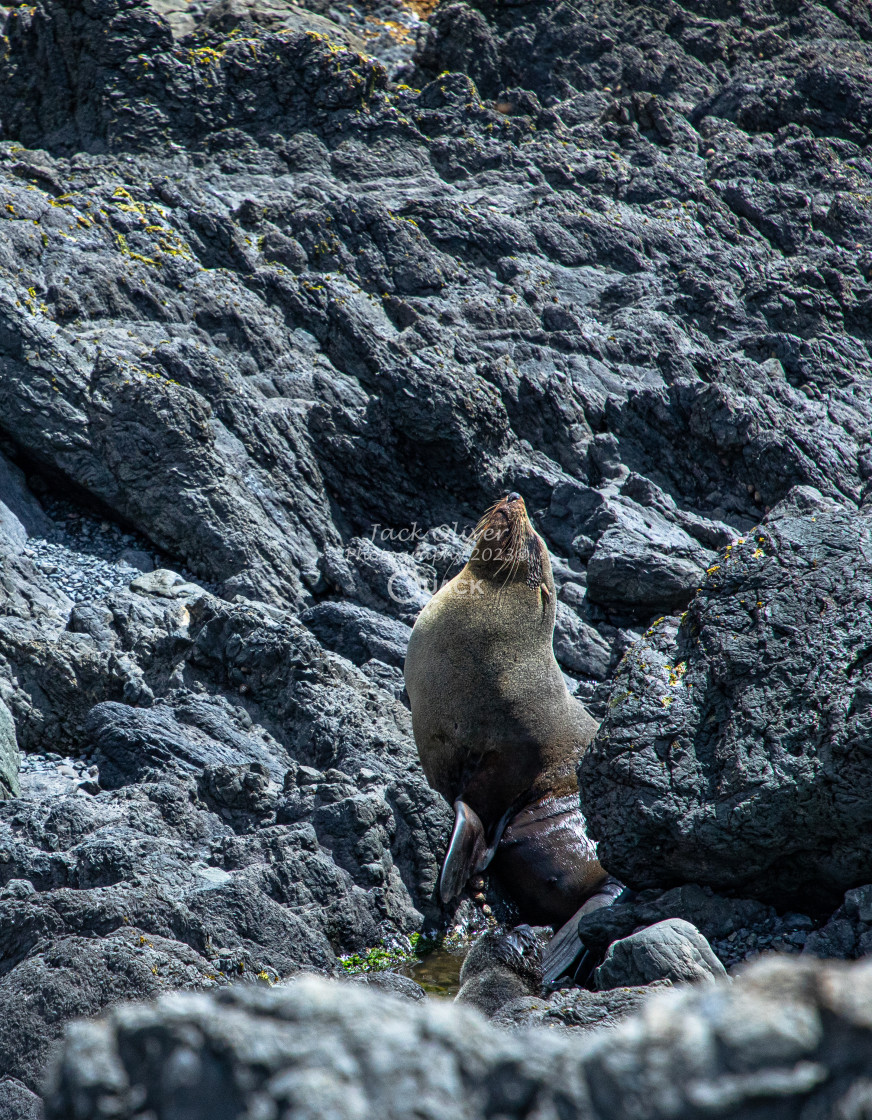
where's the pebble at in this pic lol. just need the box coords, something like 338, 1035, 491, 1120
21, 495, 219, 605
20, 752, 98, 777
711, 911, 817, 970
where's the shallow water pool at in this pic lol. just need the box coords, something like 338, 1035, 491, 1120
399, 946, 467, 998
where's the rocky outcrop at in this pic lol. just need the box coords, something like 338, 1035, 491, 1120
0, 450, 51, 553
0, 698, 19, 799
413, 0, 872, 130
803, 884, 872, 961
580, 495, 872, 910
0, 555, 449, 1088
45, 956, 872, 1119
574, 882, 813, 969
0, 0, 869, 631
0, 0, 871, 1098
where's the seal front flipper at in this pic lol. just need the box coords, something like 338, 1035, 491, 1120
541, 877, 629, 985
440, 800, 508, 904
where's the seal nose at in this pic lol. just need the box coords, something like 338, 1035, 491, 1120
506, 491, 522, 503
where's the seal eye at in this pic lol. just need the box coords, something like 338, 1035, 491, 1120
506, 491, 522, 503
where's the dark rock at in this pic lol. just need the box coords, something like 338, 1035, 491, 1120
0, 697, 20, 799
0, 1078, 42, 1120
199, 0, 365, 52
90, 697, 293, 786
553, 602, 611, 680
117, 548, 154, 573
45, 956, 872, 1119
575, 883, 775, 957
593, 918, 727, 990
494, 982, 668, 1032
301, 600, 412, 668
0, 763, 425, 1086
804, 883, 872, 961
346, 969, 426, 1001
360, 658, 407, 702
0, 0, 866, 622
319, 537, 434, 628
0, 581, 451, 1088
581, 500, 872, 910
585, 500, 714, 613
0, 0, 870, 1096
0, 451, 50, 551
0, 931, 219, 1092
200, 762, 275, 815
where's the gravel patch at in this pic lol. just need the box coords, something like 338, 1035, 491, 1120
22, 496, 219, 604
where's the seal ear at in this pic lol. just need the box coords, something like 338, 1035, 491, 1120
525, 534, 544, 590
439, 800, 490, 904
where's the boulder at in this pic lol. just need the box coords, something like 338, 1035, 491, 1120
301, 601, 412, 669
0, 1078, 42, 1120
0, 450, 49, 551
585, 505, 714, 613
575, 883, 774, 957
493, 983, 666, 1032
580, 499, 872, 910
346, 970, 426, 1002
593, 918, 727, 990
553, 602, 612, 680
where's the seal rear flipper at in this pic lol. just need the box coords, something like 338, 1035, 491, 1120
439, 800, 497, 904
541, 877, 629, 985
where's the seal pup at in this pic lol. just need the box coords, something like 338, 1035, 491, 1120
404, 492, 615, 953
455, 924, 543, 1017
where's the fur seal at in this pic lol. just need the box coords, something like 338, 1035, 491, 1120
404, 492, 612, 945
454, 924, 543, 1017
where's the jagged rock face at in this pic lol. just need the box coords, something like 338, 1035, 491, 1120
0, 0, 870, 1098
44, 957, 872, 1120
0, 698, 19, 799
581, 493, 872, 911
413, 0, 872, 131
0, 571, 449, 1088
0, 0, 869, 627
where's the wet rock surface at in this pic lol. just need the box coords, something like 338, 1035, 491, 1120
0, 0, 870, 1104
46, 957, 872, 1120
